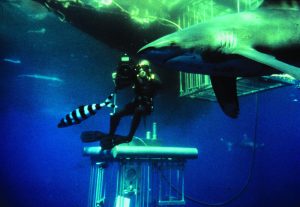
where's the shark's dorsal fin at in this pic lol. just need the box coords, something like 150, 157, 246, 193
210, 76, 239, 118
234, 47, 300, 80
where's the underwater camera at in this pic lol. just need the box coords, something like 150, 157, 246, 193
114, 54, 137, 90
117, 54, 136, 76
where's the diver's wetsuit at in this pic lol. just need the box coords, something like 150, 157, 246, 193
103, 67, 161, 148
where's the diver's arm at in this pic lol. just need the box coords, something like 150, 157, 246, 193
151, 73, 162, 89
112, 71, 117, 86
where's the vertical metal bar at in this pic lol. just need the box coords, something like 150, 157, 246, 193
186, 74, 189, 91
95, 162, 105, 207
169, 168, 172, 201
190, 74, 193, 90
210, 0, 213, 18
176, 168, 180, 200
119, 164, 123, 207
113, 93, 117, 114
146, 164, 150, 207
182, 164, 185, 202
190, 74, 192, 91
185, 73, 188, 92
193, 6, 196, 24
95, 164, 101, 206
205, 75, 209, 86
187, 5, 190, 27
87, 162, 95, 207
99, 164, 104, 204
200, 75, 203, 87
91, 163, 96, 207
135, 162, 139, 207
179, 72, 183, 95
158, 166, 162, 202
141, 163, 144, 207
95, 165, 99, 206
115, 163, 121, 206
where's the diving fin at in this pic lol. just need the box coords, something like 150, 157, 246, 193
81, 130, 132, 148
210, 75, 239, 118
100, 134, 130, 150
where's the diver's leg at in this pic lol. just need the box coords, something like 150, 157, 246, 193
109, 103, 135, 135
112, 111, 142, 146
107, 104, 144, 147
101, 111, 124, 149
109, 113, 121, 136
127, 110, 143, 140
127, 99, 153, 140
101, 103, 135, 149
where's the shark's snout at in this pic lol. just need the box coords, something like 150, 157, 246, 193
138, 45, 184, 66
138, 34, 206, 73
138, 43, 206, 73
138, 46, 156, 55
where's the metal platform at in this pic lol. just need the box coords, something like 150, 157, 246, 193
84, 145, 198, 207
83, 146, 198, 160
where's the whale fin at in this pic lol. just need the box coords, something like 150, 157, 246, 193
234, 47, 300, 80
210, 76, 239, 118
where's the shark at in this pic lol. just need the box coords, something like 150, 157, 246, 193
18, 74, 64, 82
138, 7, 300, 118
31, 0, 262, 56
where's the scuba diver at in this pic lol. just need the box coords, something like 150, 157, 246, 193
81, 54, 161, 149
102, 55, 162, 149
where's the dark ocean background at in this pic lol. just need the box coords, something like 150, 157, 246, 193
1, 1, 300, 207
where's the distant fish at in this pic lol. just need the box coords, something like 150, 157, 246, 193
28, 13, 48, 20
239, 139, 264, 149
27, 28, 46, 34
6, 0, 49, 20
58, 93, 116, 128
3, 58, 21, 64
220, 134, 264, 152
18, 74, 64, 82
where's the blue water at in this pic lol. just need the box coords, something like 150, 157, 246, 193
1, 2, 300, 207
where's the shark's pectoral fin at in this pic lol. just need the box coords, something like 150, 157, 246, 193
234, 47, 300, 80
210, 76, 239, 118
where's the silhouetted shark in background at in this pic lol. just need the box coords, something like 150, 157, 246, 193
139, 6, 300, 118
30, 0, 263, 56
31, 0, 179, 55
